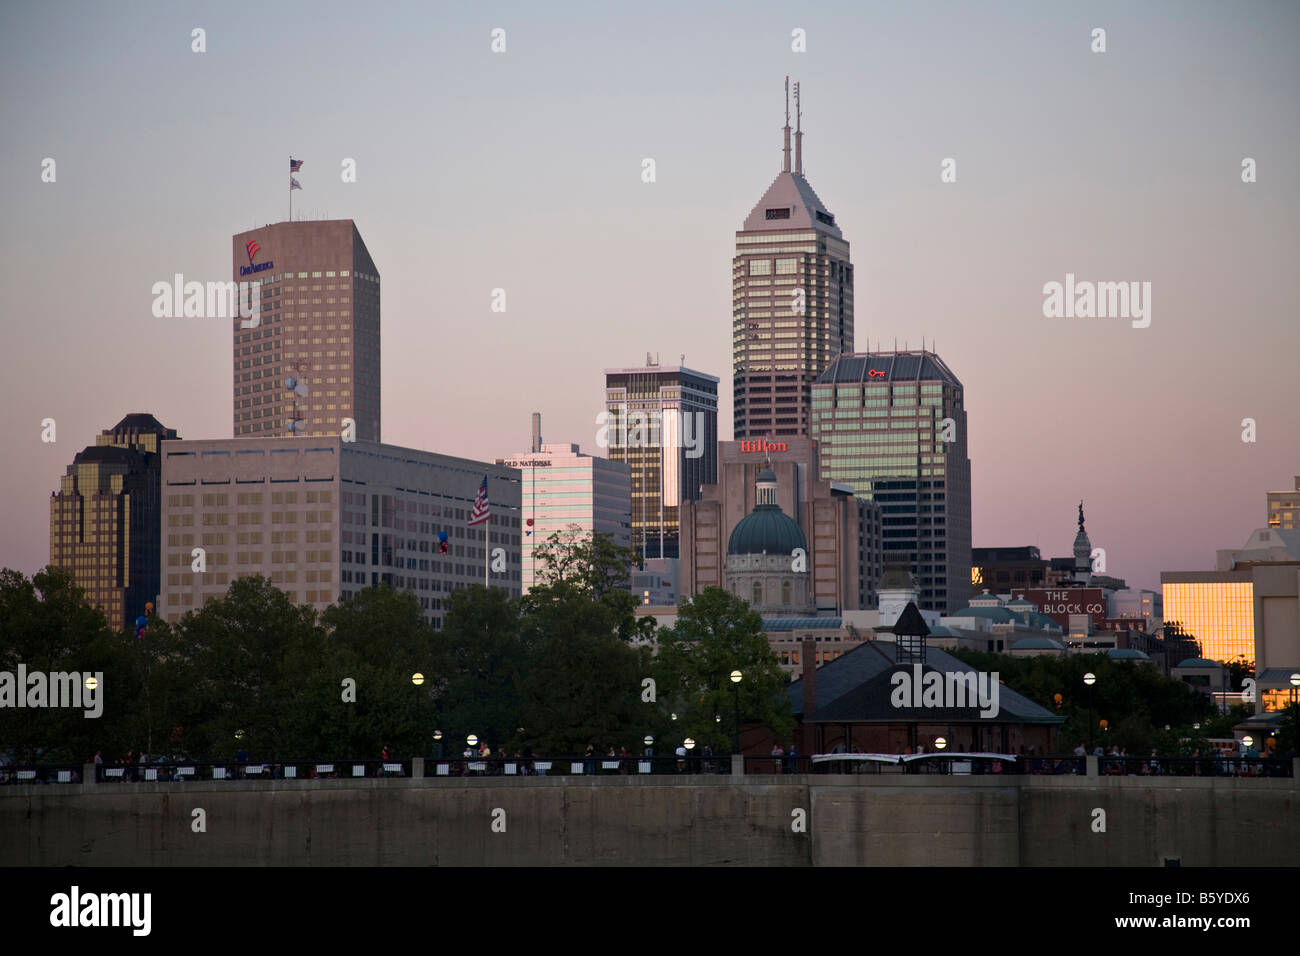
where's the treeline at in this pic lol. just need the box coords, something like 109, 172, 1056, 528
0, 531, 792, 763
950, 648, 1250, 754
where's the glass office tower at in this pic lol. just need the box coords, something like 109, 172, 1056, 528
811, 350, 971, 614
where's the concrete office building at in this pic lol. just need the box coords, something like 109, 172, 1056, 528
157, 437, 521, 629
811, 349, 972, 614
1267, 477, 1300, 530
49, 413, 178, 630
603, 359, 718, 560
497, 414, 632, 595
1109, 589, 1163, 631
971, 546, 1050, 592
733, 79, 853, 441
231, 220, 380, 441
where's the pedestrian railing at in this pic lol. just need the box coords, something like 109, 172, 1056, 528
2, 752, 1290, 784
0, 764, 84, 785
423, 755, 732, 777
1096, 755, 1291, 778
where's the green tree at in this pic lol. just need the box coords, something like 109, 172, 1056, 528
0, 567, 129, 762
320, 583, 436, 757
950, 648, 1217, 751
173, 576, 326, 759
516, 529, 652, 752
431, 585, 524, 753
654, 587, 793, 752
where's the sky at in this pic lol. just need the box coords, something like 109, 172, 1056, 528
1, 0, 1297, 592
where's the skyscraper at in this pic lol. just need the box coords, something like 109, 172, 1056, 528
49, 413, 178, 630
231, 220, 380, 441
811, 350, 972, 614
733, 78, 853, 442
603, 358, 718, 560
497, 421, 632, 595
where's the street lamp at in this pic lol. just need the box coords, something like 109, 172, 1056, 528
684, 737, 696, 775
433, 729, 443, 760
1289, 673, 1300, 754
935, 736, 947, 750
1083, 672, 1096, 753
412, 673, 424, 749
643, 735, 653, 757
730, 669, 743, 756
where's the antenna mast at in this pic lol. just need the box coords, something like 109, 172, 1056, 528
782, 76, 792, 173
794, 80, 803, 175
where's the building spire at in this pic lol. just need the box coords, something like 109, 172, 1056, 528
782, 76, 792, 173
1078, 499, 1085, 532
794, 80, 803, 175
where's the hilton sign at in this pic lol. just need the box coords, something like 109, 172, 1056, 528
740, 439, 787, 453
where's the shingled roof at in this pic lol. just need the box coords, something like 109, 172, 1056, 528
786, 640, 1063, 725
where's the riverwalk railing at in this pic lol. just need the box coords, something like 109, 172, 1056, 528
1, 752, 1292, 784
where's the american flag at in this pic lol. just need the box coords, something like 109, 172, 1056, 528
290, 176, 302, 191
468, 475, 490, 526
290, 158, 304, 172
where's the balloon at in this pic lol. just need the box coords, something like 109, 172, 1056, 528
136, 615, 148, 628
145, 602, 154, 614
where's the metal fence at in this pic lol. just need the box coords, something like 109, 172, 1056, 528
1, 752, 1291, 784
423, 755, 732, 777
84, 759, 411, 784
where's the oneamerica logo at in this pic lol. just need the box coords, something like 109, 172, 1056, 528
50, 886, 151, 936
240, 239, 273, 277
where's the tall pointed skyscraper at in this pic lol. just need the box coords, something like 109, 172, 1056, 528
733, 78, 853, 441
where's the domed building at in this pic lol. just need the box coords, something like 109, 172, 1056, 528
725, 469, 814, 615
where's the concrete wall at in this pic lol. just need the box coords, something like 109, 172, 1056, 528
2, 774, 1295, 867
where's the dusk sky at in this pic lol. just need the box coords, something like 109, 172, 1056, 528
2, 0, 1297, 592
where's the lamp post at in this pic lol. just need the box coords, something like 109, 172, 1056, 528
684, 737, 695, 775
1289, 673, 1300, 755
935, 736, 947, 750
411, 673, 424, 749
730, 669, 743, 756
433, 729, 443, 760
643, 735, 654, 758
1083, 672, 1096, 752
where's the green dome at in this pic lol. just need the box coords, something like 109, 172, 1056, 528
727, 503, 807, 556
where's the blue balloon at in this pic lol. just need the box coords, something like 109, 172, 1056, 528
136, 615, 148, 628
438, 531, 448, 542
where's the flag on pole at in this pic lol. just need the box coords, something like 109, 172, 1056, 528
290, 158, 304, 172
290, 176, 302, 191
468, 475, 490, 526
